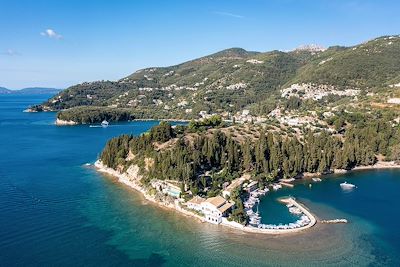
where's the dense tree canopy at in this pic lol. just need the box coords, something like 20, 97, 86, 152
101, 117, 400, 194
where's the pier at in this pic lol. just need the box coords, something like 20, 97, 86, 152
320, 219, 348, 224
280, 182, 294, 188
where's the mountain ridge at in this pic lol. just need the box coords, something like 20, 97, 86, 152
30, 34, 400, 124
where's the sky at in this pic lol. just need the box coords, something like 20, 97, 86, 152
1, 0, 399, 89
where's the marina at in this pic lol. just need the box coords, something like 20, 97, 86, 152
244, 188, 269, 226
252, 197, 315, 232
242, 182, 315, 232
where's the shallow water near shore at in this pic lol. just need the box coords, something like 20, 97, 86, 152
1, 94, 399, 266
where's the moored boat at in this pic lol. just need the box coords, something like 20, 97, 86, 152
340, 181, 356, 189
272, 184, 282, 191
101, 120, 109, 127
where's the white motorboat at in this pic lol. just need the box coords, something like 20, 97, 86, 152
340, 181, 356, 189
312, 178, 322, 182
272, 184, 282, 191
101, 120, 109, 127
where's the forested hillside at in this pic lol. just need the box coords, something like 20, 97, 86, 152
100, 115, 400, 198
31, 35, 400, 124
291, 36, 400, 88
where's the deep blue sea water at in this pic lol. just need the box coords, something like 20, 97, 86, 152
1, 94, 400, 266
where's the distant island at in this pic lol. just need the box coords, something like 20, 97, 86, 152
0, 87, 62, 95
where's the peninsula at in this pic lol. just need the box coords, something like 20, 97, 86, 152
94, 113, 400, 233
30, 33, 400, 232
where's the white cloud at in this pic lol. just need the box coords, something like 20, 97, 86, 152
1, 49, 20, 56
213, 11, 244, 19
40, 29, 63, 39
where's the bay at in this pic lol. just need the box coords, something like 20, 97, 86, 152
0, 94, 399, 266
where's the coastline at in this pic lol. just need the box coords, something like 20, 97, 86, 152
297, 161, 400, 179
54, 118, 190, 126
94, 160, 317, 235
132, 118, 190, 123
94, 160, 205, 222
351, 161, 400, 171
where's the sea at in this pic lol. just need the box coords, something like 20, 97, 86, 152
0, 94, 399, 266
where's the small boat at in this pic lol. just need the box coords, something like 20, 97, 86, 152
289, 207, 302, 215
272, 184, 282, 191
340, 181, 356, 189
101, 120, 109, 127
312, 178, 322, 182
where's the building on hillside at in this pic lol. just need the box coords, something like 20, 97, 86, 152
199, 110, 208, 118
222, 176, 248, 198
187, 196, 205, 211
200, 196, 234, 224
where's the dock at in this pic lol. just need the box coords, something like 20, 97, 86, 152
320, 219, 348, 224
280, 182, 294, 188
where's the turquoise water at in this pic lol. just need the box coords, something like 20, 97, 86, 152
1, 94, 400, 266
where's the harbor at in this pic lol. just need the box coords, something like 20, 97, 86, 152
241, 182, 317, 233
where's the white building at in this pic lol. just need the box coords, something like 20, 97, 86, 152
200, 196, 234, 224
388, 98, 400, 104
186, 196, 205, 211
199, 111, 208, 118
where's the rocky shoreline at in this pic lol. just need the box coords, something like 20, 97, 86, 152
92, 158, 400, 235
296, 161, 400, 179
352, 161, 400, 170
94, 160, 318, 235
94, 160, 205, 221
55, 118, 78, 126
53, 118, 190, 126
